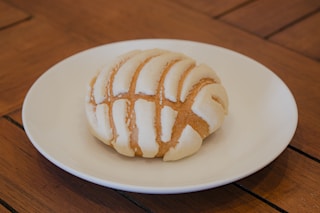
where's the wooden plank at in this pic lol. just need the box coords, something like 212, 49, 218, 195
0, 0, 30, 29
220, 0, 320, 37
6, 110, 319, 212
3, 110, 281, 212
0, 204, 12, 213
237, 148, 320, 212
4, 111, 280, 212
270, 12, 320, 60
6, 109, 22, 124
5, 0, 320, 160
0, 18, 95, 116
0, 118, 146, 212
2, 116, 279, 212
123, 184, 278, 212
124, 149, 319, 212
2, 0, 320, 212
171, 0, 250, 17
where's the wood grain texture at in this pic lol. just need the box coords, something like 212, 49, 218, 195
0, 118, 146, 212
0, 0, 30, 29
220, 0, 320, 37
0, 204, 12, 213
4, 110, 280, 212
5, 0, 320, 165
1, 0, 320, 212
238, 148, 320, 212
123, 184, 278, 212
0, 18, 95, 116
270, 11, 320, 60
7, 109, 22, 124
6, 108, 319, 212
171, 0, 250, 17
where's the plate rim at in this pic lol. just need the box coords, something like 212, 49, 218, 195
22, 39, 298, 194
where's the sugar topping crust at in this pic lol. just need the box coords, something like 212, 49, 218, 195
85, 49, 228, 161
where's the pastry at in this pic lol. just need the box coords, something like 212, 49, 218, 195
85, 48, 228, 161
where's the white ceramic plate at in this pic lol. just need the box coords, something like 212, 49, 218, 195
22, 39, 298, 194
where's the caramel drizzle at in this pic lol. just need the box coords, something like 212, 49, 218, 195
154, 59, 184, 156
90, 51, 222, 158
89, 76, 97, 105
107, 52, 166, 155
126, 56, 159, 156
106, 59, 132, 148
156, 78, 216, 157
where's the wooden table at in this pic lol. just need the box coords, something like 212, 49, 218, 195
1, 0, 319, 212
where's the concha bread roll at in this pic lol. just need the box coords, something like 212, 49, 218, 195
85, 48, 228, 161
